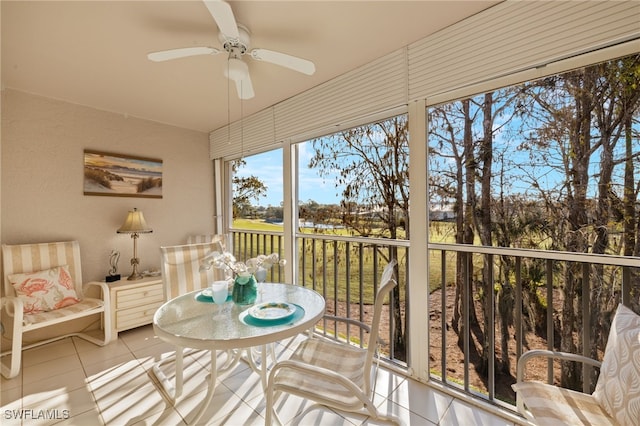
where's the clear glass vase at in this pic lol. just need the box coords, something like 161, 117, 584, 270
232, 274, 257, 305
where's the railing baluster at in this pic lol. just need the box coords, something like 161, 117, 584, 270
463, 251, 470, 392
622, 266, 630, 308
546, 259, 554, 384
515, 257, 522, 363
582, 262, 591, 393
279, 234, 283, 282
441, 249, 447, 385
333, 240, 339, 338
301, 236, 306, 287
311, 238, 316, 291
402, 245, 409, 364
389, 243, 395, 359
322, 239, 328, 335
373, 248, 379, 295
488, 253, 495, 401
359, 242, 364, 345
346, 240, 351, 344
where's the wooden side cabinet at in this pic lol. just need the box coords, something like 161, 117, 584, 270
102, 276, 164, 342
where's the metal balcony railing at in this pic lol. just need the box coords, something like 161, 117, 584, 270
428, 243, 638, 410
229, 229, 639, 412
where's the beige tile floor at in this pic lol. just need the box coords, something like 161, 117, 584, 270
1, 325, 519, 425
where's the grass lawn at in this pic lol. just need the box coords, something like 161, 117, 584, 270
230, 218, 465, 301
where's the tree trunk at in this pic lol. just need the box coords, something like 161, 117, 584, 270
478, 93, 495, 376
388, 219, 406, 361
561, 70, 594, 390
457, 99, 481, 349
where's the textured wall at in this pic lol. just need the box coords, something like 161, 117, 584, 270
1, 89, 215, 282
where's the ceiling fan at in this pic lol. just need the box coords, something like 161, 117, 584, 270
147, 0, 316, 100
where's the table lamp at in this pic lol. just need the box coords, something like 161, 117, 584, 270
117, 208, 153, 280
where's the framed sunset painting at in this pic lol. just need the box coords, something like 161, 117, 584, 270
83, 150, 163, 198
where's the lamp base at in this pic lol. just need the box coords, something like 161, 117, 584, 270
127, 254, 143, 280
127, 272, 144, 281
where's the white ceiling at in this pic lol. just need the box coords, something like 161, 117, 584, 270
2, 1, 499, 133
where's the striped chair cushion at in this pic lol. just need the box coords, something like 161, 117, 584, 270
161, 242, 225, 300
22, 298, 103, 326
279, 338, 368, 407
3, 241, 84, 299
512, 381, 616, 426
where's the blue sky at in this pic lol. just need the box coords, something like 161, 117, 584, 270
235, 101, 636, 208
235, 143, 345, 206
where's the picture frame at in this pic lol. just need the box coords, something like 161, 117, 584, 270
83, 150, 163, 198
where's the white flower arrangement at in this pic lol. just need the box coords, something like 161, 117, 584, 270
200, 251, 286, 279
245, 253, 286, 272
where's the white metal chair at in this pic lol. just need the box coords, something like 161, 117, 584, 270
152, 241, 225, 402
1, 241, 111, 379
266, 259, 401, 425
513, 303, 640, 426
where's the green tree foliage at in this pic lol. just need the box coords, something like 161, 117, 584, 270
232, 159, 267, 218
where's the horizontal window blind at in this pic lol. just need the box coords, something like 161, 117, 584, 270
408, 0, 640, 101
211, 0, 639, 160
274, 48, 408, 142
210, 49, 408, 160
210, 107, 275, 160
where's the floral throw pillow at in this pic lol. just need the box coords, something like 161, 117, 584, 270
592, 303, 640, 426
9, 265, 80, 314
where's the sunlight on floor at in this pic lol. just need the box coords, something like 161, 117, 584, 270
1, 325, 518, 425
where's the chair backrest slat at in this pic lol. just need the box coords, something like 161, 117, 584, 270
160, 242, 225, 301
2, 241, 84, 299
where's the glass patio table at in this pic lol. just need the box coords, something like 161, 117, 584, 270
152, 282, 325, 423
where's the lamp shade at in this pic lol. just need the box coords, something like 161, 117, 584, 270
117, 208, 152, 234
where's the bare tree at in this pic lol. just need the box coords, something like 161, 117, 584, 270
309, 115, 410, 359
519, 54, 640, 389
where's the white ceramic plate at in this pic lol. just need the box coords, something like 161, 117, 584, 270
248, 302, 296, 321
200, 288, 213, 298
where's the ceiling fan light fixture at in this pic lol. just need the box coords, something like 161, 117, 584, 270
225, 57, 248, 81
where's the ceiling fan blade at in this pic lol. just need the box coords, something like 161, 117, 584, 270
148, 47, 220, 62
234, 74, 255, 100
250, 48, 316, 75
203, 0, 239, 41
